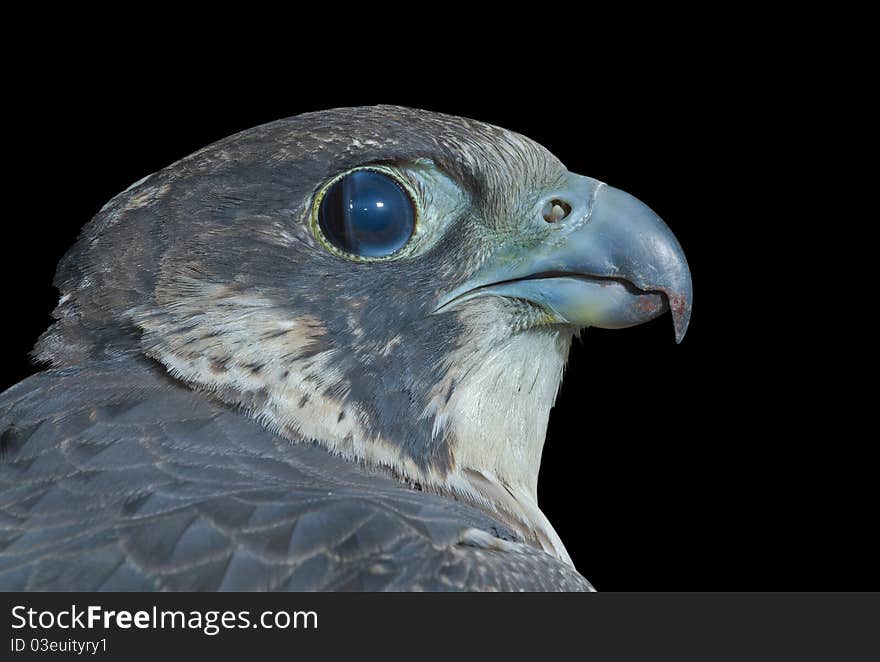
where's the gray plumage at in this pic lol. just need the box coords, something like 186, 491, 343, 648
0, 357, 587, 590
1, 106, 691, 591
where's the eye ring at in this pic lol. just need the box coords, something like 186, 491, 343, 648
310, 165, 419, 262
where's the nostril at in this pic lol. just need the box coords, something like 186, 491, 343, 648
542, 199, 572, 223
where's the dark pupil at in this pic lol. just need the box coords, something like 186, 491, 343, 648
318, 170, 414, 257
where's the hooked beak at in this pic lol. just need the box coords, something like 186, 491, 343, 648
434, 174, 693, 343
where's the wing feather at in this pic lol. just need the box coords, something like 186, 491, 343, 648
0, 358, 591, 591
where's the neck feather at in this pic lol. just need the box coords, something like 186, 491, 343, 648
134, 288, 576, 563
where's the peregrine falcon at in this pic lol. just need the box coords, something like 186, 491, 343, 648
0, 106, 691, 591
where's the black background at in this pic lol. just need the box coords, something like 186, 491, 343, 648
3, 42, 867, 591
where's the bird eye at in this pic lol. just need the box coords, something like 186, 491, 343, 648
314, 168, 416, 259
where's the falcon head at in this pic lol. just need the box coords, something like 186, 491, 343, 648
37, 106, 692, 564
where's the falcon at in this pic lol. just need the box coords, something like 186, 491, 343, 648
0, 106, 691, 591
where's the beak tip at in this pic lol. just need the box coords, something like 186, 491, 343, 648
668, 291, 692, 344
